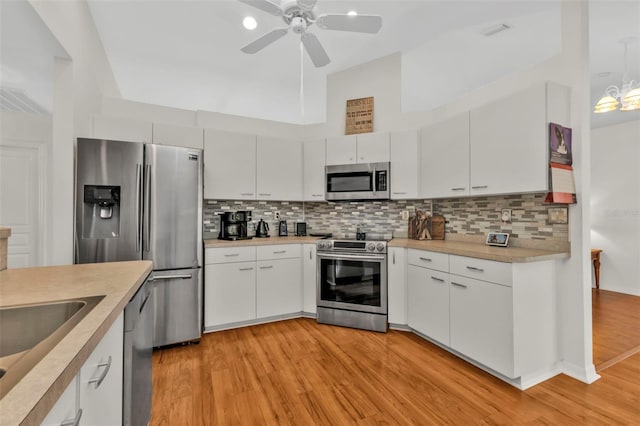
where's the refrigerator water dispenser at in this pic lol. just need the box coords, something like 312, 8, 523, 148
82, 185, 121, 238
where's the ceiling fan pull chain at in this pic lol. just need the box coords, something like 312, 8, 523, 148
300, 39, 305, 119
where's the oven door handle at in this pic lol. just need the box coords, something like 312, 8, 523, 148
317, 253, 386, 262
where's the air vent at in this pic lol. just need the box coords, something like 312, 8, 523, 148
0, 87, 49, 114
482, 23, 511, 37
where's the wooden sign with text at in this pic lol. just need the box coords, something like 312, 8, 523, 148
345, 97, 374, 135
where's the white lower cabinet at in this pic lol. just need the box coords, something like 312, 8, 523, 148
387, 247, 407, 325
42, 313, 124, 426
406, 248, 557, 388
302, 244, 317, 314
41, 376, 78, 425
407, 265, 450, 346
257, 257, 302, 318
449, 275, 513, 377
204, 262, 256, 327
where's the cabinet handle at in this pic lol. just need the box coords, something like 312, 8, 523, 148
273, 250, 286, 254
224, 253, 240, 257
419, 257, 432, 262
312, 194, 323, 197
466, 266, 485, 272
451, 187, 466, 191
431, 276, 445, 283
309, 250, 313, 260
451, 282, 468, 288
258, 193, 272, 196
240, 192, 254, 196
393, 192, 407, 195
393, 252, 396, 264
88, 356, 112, 389
259, 265, 273, 269
471, 185, 488, 189
239, 267, 254, 271
60, 409, 83, 426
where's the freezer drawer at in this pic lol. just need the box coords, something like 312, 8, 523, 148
151, 267, 202, 347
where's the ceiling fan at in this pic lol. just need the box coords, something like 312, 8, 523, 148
238, 0, 383, 67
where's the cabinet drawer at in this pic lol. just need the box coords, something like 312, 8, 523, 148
450, 255, 512, 286
257, 244, 301, 260
407, 249, 449, 272
205, 246, 256, 264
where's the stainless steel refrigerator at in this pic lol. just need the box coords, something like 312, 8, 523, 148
74, 138, 203, 347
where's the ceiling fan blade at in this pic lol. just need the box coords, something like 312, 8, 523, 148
316, 14, 382, 34
237, 0, 283, 16
241, 28, 288, 54
301, 32, 330, 67
297, 0, 318, 11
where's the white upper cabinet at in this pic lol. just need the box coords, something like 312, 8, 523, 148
303, 139, 326, 201
469, 82, 569, 196
152, 123, 203, 150
325, 132, 390, 165
390, 129, 420, 199
91, 115, 152, 143
420, 113, 470, 199
356, 132, 390, 163
256, 136, 302, 201
204, 129, 256, 200
326, 135, 356, 165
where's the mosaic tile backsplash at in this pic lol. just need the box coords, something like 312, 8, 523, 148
204, 193, 568, 242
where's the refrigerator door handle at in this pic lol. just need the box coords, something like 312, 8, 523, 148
135, 163, 142, 252
144, 164, 151, 252
151, 274, 193, 280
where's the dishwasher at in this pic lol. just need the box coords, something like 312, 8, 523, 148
123, 278, 153, 426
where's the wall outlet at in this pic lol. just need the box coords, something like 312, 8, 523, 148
501, 208, 512, 223
401, 210, 410, 220
275, 211, 280, 220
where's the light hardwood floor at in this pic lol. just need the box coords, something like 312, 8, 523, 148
592, 288, 640, 371
151, 318, 640, 425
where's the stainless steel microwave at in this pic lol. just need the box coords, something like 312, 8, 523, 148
325, 162, 390, 201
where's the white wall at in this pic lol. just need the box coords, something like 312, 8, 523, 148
591, 120, 640, 296
29, 0, 121, 265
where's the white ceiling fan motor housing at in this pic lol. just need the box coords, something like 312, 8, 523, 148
291, 16, 307, 34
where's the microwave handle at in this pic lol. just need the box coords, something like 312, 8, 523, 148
372, 165, 377, 194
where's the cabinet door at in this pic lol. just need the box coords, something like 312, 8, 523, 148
302, 244, 317, 314
303, 139, 326, 201
257, 258, 302, 318
388, 247, 407, 325
80, 313, 124, 426
153, 123, 203, 149
390, 130, 419, 199
469, 83, 547, 195
41, 375, 78, 426
204, 262, 256, 327
356, 132, 389, 163
326, 135, 356, 165
407, 265, 450, 345
256, 136, 303, 201
203, 129, 256, 200
92, 115, 152, 143
420, 113, 470, 198
449, 275, 514, 377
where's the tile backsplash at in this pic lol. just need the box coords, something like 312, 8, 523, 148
204, 193, 568, 242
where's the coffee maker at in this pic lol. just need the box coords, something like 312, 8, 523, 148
218, 211, 252, 240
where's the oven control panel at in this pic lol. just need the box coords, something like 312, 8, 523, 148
316, 239, 387, 254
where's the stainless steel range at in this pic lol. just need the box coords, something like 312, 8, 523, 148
316, 239, 388, 333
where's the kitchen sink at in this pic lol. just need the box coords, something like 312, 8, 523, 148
0, 295, 105, 399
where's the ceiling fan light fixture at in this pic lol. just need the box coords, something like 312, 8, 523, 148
620, 86, 640, 111
243, 16, 257, 30
593, 37, 640, 113
593, 95, 620, 113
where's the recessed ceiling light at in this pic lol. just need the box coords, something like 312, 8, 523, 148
482, 23, 511, 37
596, 71, 612, 78
347, 11, 358, 16
243, 16, 257, 30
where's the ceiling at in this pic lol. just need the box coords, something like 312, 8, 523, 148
1, 0, 639, 128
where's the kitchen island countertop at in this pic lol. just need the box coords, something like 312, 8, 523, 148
0, 260, 152, 426
389, 238, 569, 263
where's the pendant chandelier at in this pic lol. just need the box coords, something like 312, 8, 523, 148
593, 39, 640, 113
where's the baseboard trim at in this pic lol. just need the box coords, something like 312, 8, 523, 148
561, 361, 601, 384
